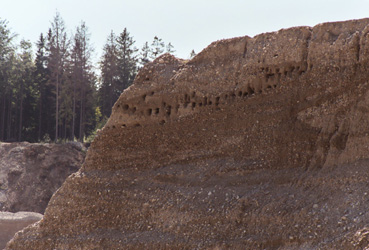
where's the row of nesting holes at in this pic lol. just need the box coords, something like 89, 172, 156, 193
113, 76, 283, 129
264, 65, 307, 82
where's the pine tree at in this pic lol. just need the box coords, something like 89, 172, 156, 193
34, 33, 52, 141
150, 36, 165, 60
99, 31, 119, 118
0, 19, 16, 141
166, 42, 175, 54
116, 28, 138, 90
190, 49, 197, 59
68, 21, 96, 141
139, 41, 151, 67
16, 40, 35, 141
47, 12, 69, 142
98, 28, 138, 119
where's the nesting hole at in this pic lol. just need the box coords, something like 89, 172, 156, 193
215, 97, 220, 106
166, 106, 172, 116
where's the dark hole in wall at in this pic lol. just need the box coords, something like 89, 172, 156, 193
166, 106, 172, 116
215, 97, 220, 106
123, 104, 129, 110
155, 108, 160, 115
147, 109, 152, 116
247, 86, 255, 95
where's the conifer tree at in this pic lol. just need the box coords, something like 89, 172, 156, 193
99, 31, 119, 118
47, 12, 69, 142
150, 36, 165, 60
139, 41, 151, 67
116, 28, 138, 90
166, 42, 175, 54
34, 33, 52, 141
0, 19, 16, 141
98, 28, 138, 119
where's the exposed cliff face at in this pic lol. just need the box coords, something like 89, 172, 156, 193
0, 142, 85, 214
7, 19, 369, 249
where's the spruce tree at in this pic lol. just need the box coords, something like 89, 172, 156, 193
47, 12, 69, 142
116, 28, 138, 90
99, 31, 119, 118
150, 36, 165, 60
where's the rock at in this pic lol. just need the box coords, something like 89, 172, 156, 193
7, 18, 369, 249
0, 211, 42, 250
0, 142, 85, 214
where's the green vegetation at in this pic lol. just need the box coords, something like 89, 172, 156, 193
0, 12, 175, 143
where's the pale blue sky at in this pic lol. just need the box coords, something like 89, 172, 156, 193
1, 0, 369, 63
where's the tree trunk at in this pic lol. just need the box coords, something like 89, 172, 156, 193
18, 83, 23, 141
7, 98, 11, 140
1, 96, 5, 140
55, 74, 59, 143
72, 79, 76, 141
38, 92, 42, 141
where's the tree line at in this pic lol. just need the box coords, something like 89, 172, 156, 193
0, 12, 188, 143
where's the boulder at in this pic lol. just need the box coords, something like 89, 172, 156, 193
0, 142, 85, 214
0, 211, 42, 250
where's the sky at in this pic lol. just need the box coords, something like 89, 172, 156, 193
1, 0, 369, 65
